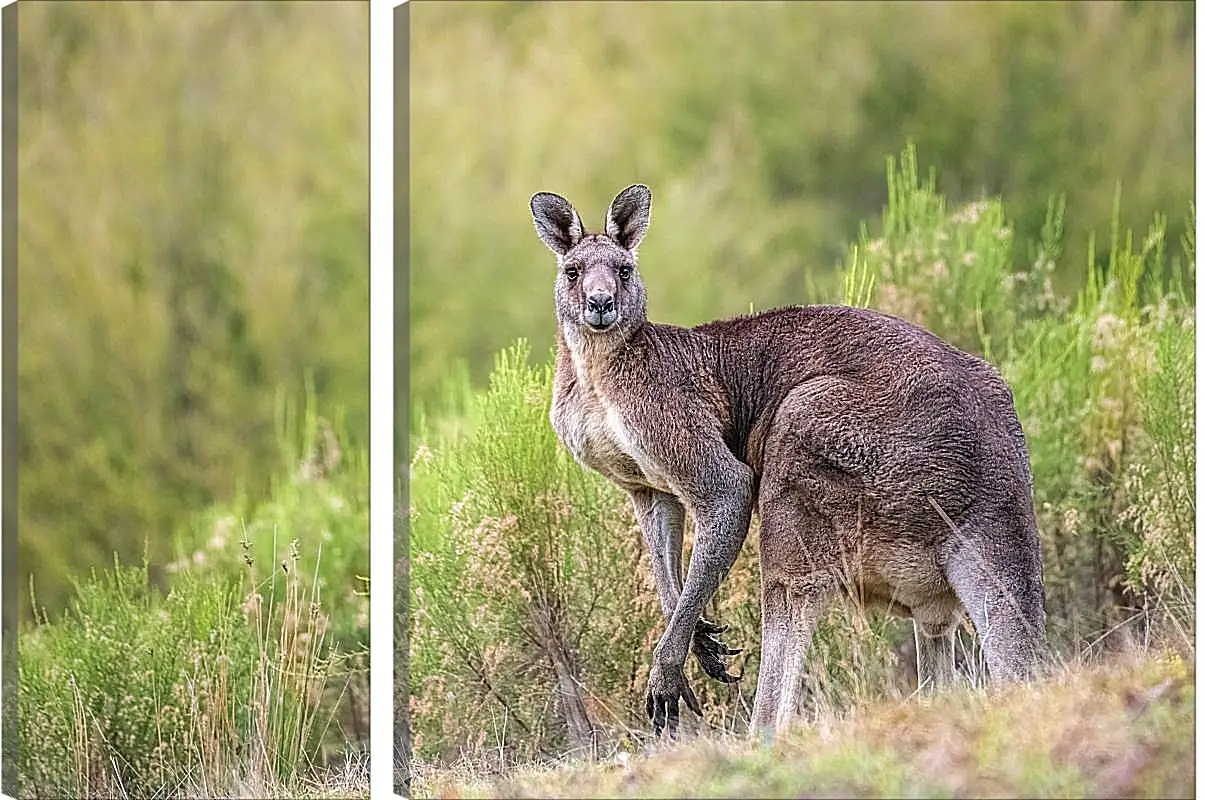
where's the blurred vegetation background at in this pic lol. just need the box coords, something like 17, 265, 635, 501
408, 0, 1194, 411
18, 1, 369, 622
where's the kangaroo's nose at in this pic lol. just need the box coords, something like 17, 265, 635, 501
586, 293, 614, 315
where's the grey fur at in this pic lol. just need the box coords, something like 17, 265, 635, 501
530, 185, 1049, 740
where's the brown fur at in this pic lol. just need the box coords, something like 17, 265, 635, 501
531, 185, 1048, 739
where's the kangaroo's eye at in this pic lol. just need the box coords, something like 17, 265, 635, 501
618, 265, 633, 282
564, 266, 579, 281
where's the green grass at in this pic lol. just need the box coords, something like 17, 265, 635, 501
412, 654, 1194, 799
18, 396, 369, 799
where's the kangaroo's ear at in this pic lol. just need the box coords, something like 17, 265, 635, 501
605, 184, 651, 252
531, 192, 585, 256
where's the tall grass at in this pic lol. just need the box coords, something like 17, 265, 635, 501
20, 549, 358, 797
408, 144, 1195, 775
18, 396, 369, 799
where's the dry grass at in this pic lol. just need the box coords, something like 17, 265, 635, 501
183, 749, 369, 800
411, 652, 1193, 799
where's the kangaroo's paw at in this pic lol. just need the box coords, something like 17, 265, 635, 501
692, 618, 742, 683
645, 661, 701, 740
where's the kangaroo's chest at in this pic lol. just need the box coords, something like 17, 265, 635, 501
552, 379, 673, 494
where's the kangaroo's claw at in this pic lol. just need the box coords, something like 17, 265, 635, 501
692, 618, 743, 683
696, 618, 728, 636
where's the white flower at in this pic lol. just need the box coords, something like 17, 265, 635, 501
951, 201, 989, 224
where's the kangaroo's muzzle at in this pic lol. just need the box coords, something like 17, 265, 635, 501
585, 293, 617, 330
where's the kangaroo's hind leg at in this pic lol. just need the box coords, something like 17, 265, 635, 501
750, 383, 870, 737
749, 581, 789, 735
938, 509, 1048, 682
749, 576, 834, 737
749, 486, 839, 738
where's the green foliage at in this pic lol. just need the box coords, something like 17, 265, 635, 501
1120, 313, 1195, 610
20, 560, 257, 796
180, 386, 371, 660
20, 554, 349, 797
19, 403, 369, 797
410, 342, 658, 762
1023, 222, 1193, 648
18, 1, 369, 621
409, 144, 1195, 768
842, 142, 1026, 358
409, 1, 1193, 407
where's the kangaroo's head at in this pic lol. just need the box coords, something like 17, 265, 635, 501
530, 184, 651, 343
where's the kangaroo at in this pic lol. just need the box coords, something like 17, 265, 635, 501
530, 184, 1048, 740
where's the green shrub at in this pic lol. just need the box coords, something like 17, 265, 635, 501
20, 549, 354, 798
410, 342, 658, 763
1118, 227, 1195, 643
20, 560, 258, 796
841, 142, 1025, 357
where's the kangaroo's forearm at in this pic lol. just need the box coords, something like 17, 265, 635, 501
631, 489, 685, 621
654, 470, 754, 666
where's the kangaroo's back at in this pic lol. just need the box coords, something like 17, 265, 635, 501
689, 305, 1031, 498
